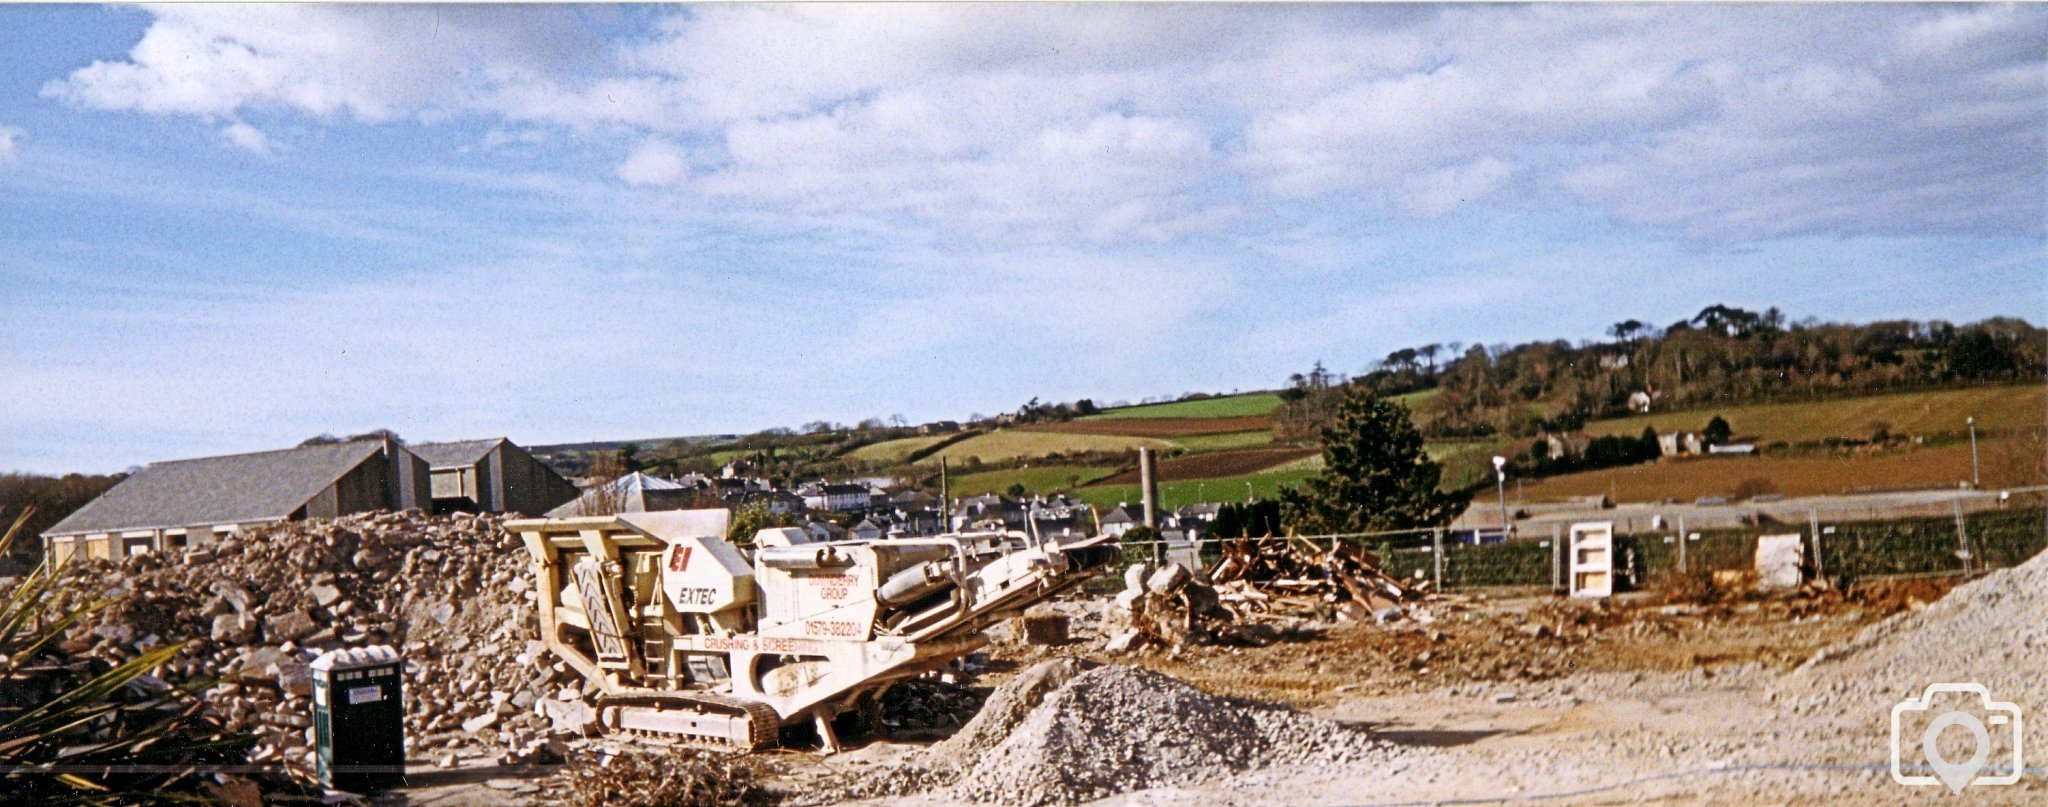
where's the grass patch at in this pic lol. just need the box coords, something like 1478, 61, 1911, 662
948, 466, 1116, 497
1084, 393, 1281, 421
1388, 388, 1442, 426
1072, 467, 1322, 510
918, 430, 1171, 465
1580, 384, 2045, 445
848, 434, 953, 463
1167, 429, 1279, 454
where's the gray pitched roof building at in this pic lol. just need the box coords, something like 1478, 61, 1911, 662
410, 437, 578, 516
42, 438, 429, 562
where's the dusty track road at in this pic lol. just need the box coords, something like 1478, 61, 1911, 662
786, 576, 2045, 805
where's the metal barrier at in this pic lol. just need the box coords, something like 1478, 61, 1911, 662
1090, 486, 2047, 594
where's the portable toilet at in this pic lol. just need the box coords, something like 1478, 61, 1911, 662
310, 645, 406, 792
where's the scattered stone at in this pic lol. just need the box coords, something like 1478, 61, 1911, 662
265, 609, 317, 643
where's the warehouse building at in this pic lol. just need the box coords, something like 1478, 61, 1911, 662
409, 437, 578, 516
41, 437, 429, 563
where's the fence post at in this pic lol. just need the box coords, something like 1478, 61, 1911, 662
1809, 509, 1824, 583
1676, 514, 1687, 574
1954, 491, 1973, 576
1431, 528, 1444, 592
1551, 523, 1563, 593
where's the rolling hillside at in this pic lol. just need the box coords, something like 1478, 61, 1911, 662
1578, 384, 2043, 445
1082, 393, 1280, 420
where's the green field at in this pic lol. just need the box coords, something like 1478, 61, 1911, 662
1580, 384, 2045, 445
1386, 388, 1448, 430
1166, 430, 1277, 454
848, 434, 953, 463
1083, 393, 1280, 421
919, 430, 1172, 465
947, 465, 1117, 497
1071, 468, 1322, 511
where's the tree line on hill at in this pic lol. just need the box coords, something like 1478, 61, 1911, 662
1278, 307, 2041, 442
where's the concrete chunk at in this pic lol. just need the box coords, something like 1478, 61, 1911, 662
1145, 563, 1191, 594
265, 609, 317, 643
310, 584, 343, 608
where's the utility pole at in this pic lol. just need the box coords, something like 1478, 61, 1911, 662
1677, 514, 1688, 574
1809, 509, 1825, 584
1492, 456, 1509, 541
1551, 522, 1563, 593
1955, 485, 1973, 576
1967, 416, 1980, 488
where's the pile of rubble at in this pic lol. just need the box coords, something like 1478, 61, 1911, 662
1101, 562, 1266, 653
51, 511, 586, 782
1100, 537, 1422, 654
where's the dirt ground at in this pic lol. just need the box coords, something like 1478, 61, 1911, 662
394, 575, 2048, 805
1089, 447, 1316, 486
768, 575, 2048, 806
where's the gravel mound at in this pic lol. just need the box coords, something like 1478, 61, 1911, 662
1785, 548, 2048, 751
934, 657, 1092, 758
950, 664, 1391, 805
816, 659, 1396, 806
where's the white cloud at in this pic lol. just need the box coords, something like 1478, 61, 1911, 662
616, 138, 689, 187
42, 6, 604, 123
40, 4, 2047, 241
1404, 157, 1514, 218
0, 125, 19, 169
221, 121, 271, 154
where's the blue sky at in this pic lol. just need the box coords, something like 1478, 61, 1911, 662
1, 4, 2042, 474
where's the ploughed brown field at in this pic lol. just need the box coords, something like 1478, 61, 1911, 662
1089, 447, 1316, 486
1019, 415, 1273, 437
1518, 439, 2041, 502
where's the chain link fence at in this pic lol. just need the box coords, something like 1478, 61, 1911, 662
1093, 486, 2047, 594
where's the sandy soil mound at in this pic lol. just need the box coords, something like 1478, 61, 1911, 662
813, 659, 1398, 806
1785, 548, 2047, 753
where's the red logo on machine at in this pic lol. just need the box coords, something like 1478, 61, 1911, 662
668, 545, 693, 572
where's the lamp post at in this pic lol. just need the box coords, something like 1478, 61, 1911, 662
1967, 416, 1980, 488
1492, 455, 1509, 541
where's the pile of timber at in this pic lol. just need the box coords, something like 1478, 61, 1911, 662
1208, 535, 1420, 621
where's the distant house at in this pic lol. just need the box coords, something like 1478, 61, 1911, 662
1176, 502, 1222, 524
890, 490, 939, 509
546, 472, 700, 517
410, 438, 579, 516
1543, 432, 1593, 461
953, 494, 1026, 531
849, 515, 892, 541
734, 489, 807, 516
1627, 389, 1659, 414
1098, 504, 1149, 537
1657, 432, 1707, 457
41, 438, 430, 563
820, 483, 871, 513
803, 520, 848, 542
892, 507, 945, 536
918, 421, 961, 435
